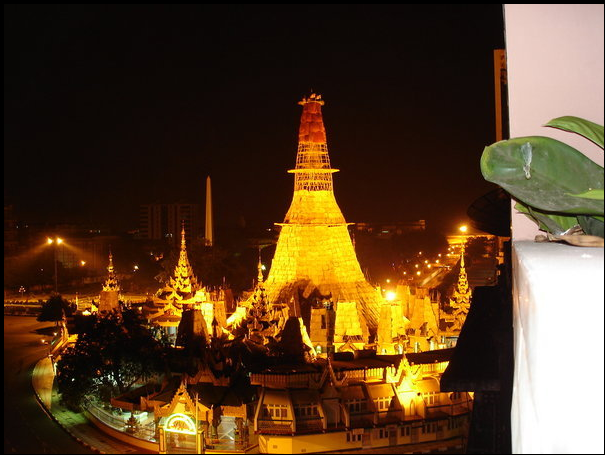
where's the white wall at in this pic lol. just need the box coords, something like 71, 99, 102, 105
504, 6, 605, 454
504, 4, 604, 240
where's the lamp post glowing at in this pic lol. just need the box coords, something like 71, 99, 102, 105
47, 237, 63, 293
459, 225, 468, 233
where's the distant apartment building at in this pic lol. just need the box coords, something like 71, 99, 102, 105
139, 203, 201, 245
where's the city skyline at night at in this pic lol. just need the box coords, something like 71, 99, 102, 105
4, 5, 505, 234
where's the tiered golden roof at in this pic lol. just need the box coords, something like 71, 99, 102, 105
158, 223, 199, 301
451, 245, 471, 307
102, 251, 120, 292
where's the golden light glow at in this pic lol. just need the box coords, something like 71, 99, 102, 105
47, 238, 53, 245
416, 271, 421, 276
164, 413, 197, 435
80, 260, 86, 266
385, 291, 396, 301
57, 238, 63, 244
459, 225, 468, 233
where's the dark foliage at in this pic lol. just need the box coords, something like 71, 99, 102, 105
56, 308, 169, 411
37, 294, 75, 325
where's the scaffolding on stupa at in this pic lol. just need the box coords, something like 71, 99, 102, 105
263, 94, 384, 340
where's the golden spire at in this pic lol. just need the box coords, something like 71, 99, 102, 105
297, 93, 326, 143
452, 245, 471, 306
257, 248, 264, 285
288, 93, 339, 195
166, 221, 198, 297
102, 250, 120, 292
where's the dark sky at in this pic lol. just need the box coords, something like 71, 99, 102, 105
4, 4, 504, 234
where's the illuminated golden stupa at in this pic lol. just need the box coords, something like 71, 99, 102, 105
264, 94, 383, 338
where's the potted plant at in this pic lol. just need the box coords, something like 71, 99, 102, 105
480, 116, 603, 246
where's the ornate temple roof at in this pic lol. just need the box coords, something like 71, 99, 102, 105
102, 251, 120, 292
157, 222, 199, 302
451, 245, 472, 307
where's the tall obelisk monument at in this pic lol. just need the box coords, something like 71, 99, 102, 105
264, 94, 382, 336
205, 176, 213, 247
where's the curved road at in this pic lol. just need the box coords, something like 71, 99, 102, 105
4, 315, 95, 454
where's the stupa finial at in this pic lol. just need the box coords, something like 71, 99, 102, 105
257, 248, 264, 284
180, 220, 187, 250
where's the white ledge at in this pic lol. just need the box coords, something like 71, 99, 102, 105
511, 241, 604, 454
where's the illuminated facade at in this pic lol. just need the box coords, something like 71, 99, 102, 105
264, 94, 383, 340
252, 351, 471, 454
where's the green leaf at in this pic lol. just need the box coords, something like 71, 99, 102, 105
481, 136, 604, 216
578, 215, 605, 238
514, 202, 579, 234
567, 189, 605, 200
545, 116, 604, 149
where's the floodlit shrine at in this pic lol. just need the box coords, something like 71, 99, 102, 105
263, 94, 384, 344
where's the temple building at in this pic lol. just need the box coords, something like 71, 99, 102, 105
263, 94, 384, 342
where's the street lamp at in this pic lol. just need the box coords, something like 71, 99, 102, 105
47, 237, 63, 293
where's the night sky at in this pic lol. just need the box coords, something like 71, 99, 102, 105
4, 5, 504, 234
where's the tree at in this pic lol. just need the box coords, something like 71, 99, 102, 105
56, 308, 169, 411
37, 294, 75, 326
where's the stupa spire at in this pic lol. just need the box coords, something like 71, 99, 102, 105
102, 250, 119, 292
257, 248, 264, 285
451, 244, 471, 308
455, 245, 470, 299
166, 220, 198, 297
264, 94, 383, 338
288, 93, 339, 196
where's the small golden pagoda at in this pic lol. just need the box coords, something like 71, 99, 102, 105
98, 251, 121, 313
143, 222, 225, 339
264, 94, 384, 341
159, 222, 200, 302
446, 245, 472, 331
